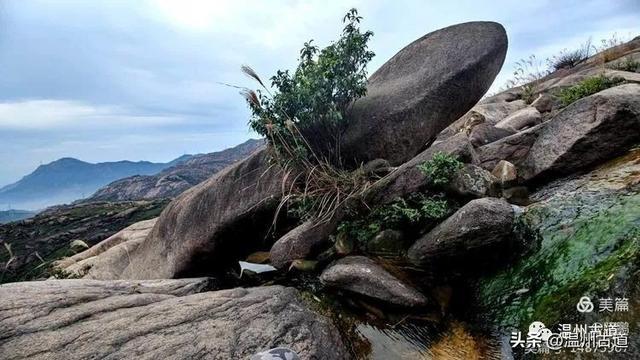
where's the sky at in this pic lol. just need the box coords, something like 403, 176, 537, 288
0, 0, 638, 187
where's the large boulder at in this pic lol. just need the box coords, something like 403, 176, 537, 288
0, 279, 347, 359
320, 256, 428, 307
521, 84, 640, 181
119, 148, 285, 279
448, 164, 499, 198
342, 21, 508, 166
407, 198, 515, 267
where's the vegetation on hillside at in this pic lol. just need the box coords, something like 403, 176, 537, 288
556, 74, 625, 106
500, 33, 632, 102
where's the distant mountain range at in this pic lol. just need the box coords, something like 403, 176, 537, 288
86, 139, 264, 202
0, 139, 262, 210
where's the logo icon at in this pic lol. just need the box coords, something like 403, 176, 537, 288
576, 296, 594, 313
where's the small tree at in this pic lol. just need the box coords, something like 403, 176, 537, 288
243, 8, 374, 166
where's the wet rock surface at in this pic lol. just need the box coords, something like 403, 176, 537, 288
320, 256, 428, 307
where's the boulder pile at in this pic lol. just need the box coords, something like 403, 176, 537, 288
5, 23, 640, 359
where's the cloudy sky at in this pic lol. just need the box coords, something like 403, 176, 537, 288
0, 0, 638, 186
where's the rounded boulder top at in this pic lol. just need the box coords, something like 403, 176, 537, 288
343, 21, 508, 166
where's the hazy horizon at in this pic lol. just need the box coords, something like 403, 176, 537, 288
1, 0, 639, 187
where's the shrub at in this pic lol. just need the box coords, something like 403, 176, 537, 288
547, 38, 593, 71
607, 57, 640, 73
243, 8, 374, 164
337, 193, 452, 244
417, 152, 463, 186
556, 75, 624, 106
241, 9, 375, 222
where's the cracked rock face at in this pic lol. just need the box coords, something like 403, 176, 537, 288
0, 279, 348, 360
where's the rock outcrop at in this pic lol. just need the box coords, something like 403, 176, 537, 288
343, 21, 508, 165
408, 198, 515, 267
521, 84, 640, 181
0, 279, 347, 359
54, 219, 157, 279
320, 256, 428, 307
469, 124, 515, 147
448, 164, 498, 198
119, 148, 285, 279
367, 133, 477, 205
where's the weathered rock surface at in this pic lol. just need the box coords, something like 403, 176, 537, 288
477, 149, 640, 336
366, 230, 406, 256
408, 198, 515, 267
448, 164, 498, 198
469, 123, 515, 147
320, 256, 427, 307
0, 279, 347, 359
476, 124, 544, 171
119, 148, 284, 279
436, 99, 527, 142
495, 107, 542, 132
54, 219, 157, 279
491, 160, 517, 186
521, 84, 640, 181
270, 218, 339, 269
531, 93, 558, 113
343, 21, 508, 166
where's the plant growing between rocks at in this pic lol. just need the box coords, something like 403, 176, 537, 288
556, 74, 625, 106
242, 8, 375, 223
417, 152, 463, 187
607, 57, 640, 72
337, 193, 454, 249
547, 38, 593, 70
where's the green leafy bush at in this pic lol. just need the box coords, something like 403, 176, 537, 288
417, 152, 463, 186
243, 8, 374, 163
337, 194, 452, 245
556, 75, 624, 106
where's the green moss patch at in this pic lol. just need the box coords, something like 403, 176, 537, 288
477, 189, 640, 328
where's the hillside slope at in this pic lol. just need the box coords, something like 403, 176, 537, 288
0, 158, 185, 210
86, 139, 264, 202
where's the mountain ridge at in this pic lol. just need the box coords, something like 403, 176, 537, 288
85, 138, 264, 202
0, 140, 262, 210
